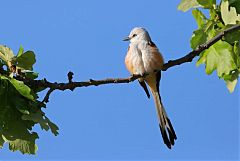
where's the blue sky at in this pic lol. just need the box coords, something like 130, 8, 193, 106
0, 0, 239, 160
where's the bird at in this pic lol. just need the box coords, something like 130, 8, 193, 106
124, 27, 177, 149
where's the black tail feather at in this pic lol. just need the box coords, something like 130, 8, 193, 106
138, 80, 150, 98
167, 118, 177, 140
159, 118, 177, 149
159, 124, 171, 149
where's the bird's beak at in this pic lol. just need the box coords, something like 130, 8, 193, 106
123, 36, 130, 41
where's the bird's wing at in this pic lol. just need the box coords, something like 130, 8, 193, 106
147, 41, 164, 71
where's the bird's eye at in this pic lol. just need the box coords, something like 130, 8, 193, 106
132, 34, 137, 37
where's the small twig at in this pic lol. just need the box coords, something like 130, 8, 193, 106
67, 71, 74, 83
42, 88, 55, 103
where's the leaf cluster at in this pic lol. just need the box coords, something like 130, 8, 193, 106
0, 46, 58, 154
178, 0, 240, 92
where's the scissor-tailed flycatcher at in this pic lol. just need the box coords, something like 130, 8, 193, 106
124, 27, 177, 149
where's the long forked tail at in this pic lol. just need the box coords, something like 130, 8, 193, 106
152, 91, 177, 149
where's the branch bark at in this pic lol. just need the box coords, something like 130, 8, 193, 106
1, 24, 240, 103
162, 24, 240, 71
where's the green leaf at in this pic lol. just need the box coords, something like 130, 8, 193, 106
224, 28, 240, 44
233, 42, 240, 67
197, 0, 216, 9
197, 40, 237, 77
45, 116, 59, 136
223, 69, 239, 93
191, 29, 208, 49
22, 110, 49, 131
22, 110, 59, 136
0, 134, 4, 148
1, 106, 33, 141
9, 78, 35, 100
0, 45, 15, 63
0, 59, 4, 67
196, 52, 206, 66
177, 0, 201, 12
210, 8, 217, 20
206, 24, 218, 40
8, 139, 38, 154
192, 19, 215, 44
221, 0, 240, 25
0, 103, 38, 154
6, 133, 38, 154
2, 76, 35, 100
12, 97, 31, 115
229, 0, 240, 14
190, 16, 215, 51
226, 78, 238, 93
16, 51, 36, 70
0, 74, 58, 154
192, 9, 207, 28
17, 46, 24, 57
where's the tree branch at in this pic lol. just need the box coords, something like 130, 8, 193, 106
42, 88, 55, 103
162, 24, 240, 71
1, 24, 240, 102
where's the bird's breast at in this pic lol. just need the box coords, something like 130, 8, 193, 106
125, 43, 145, 75
125, 41, 164, 75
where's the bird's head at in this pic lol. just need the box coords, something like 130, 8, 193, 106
123, 27, 151, 43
